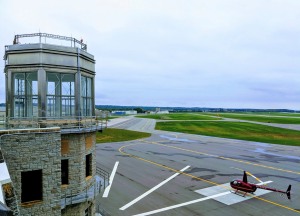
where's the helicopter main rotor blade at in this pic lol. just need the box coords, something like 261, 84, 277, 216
230, 167, 265, 185
246, 171, 264, 185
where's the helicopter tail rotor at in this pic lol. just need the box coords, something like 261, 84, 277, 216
286, 185, 291, 200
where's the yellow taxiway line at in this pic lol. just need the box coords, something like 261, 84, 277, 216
143, 140, 300, 175
118, 142, 300, 214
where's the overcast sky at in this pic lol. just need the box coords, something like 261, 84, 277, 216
1, 0, 300, 109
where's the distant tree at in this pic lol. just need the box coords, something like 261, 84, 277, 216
134, 108, 144, 113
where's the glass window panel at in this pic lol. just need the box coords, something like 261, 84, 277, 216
87, 98, 92, 116
47, 73, 60, 95
61, 96, 75, 116
47, 82, 55, 95
82, 97, 87, 116
81, 76, 93, 116
32, 97, 38, 117
47, 95, 61, 117
14, 96, 25, 118
81, 76, 87, 97
25, 72, 38, 117
47, 73, 75, 117
14, 73, 25, 95
87, 77, 92, 97
26, 72, 38, 95
46, 73, 62, 117
13, 72, 38, 117
61, 74, 75, 96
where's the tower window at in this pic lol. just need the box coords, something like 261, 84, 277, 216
21, 170, 42, 203
13, 72, 38, 117
46, 73, 75, 117
81, 76, 93, 116
61, 159, 69, 185
86, 154, 92, 177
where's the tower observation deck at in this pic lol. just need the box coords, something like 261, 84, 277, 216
3, 33, 104, 131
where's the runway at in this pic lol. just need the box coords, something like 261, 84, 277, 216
96, 117, 300, 215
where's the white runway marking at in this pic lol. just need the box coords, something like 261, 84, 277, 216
120, 165, 190, 211
132, 191, 230, 216
102, 161, 119, 198
133, 180, 273, 216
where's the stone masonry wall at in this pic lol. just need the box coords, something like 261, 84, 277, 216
61, 132, 96, 197
60, 131, 96, 215
0, 128, 61, 216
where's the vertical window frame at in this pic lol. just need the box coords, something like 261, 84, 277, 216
81, 76, 93, 116
13, 72, 38, 118
46, 72, 75, 117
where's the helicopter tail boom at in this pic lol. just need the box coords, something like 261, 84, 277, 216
256, 184, 291, 200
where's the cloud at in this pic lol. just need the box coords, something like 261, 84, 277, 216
1, 0, 300, 109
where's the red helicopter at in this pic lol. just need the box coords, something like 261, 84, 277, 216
230, 170, 291, 199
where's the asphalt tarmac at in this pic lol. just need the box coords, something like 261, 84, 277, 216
96, 117, 300, 216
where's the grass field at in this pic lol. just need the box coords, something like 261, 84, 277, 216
201, 113, 300, 124
138, 113, 220, 120
156, 121, 300, 146
245, 112, 300, 117
96, 128, 151, 143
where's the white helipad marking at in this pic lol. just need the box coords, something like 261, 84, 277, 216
132, 192, 230, 216
195, 181, 273, 205
120, 165, 190, 211
133, 181, 273, 216
103, 161, 119, 198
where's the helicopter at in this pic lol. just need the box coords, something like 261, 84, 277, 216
230, 170, 291, 200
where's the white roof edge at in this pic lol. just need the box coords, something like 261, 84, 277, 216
0, 163, 11, 184
0, 162, 11, 204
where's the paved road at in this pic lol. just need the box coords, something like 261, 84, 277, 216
97, 117, 300, 216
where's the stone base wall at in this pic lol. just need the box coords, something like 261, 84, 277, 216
0, 128, 61, 216
0, 128, 97, 216
61, 132, 96, 196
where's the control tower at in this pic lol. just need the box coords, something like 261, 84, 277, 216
0, 33, 106, 215
5, 33, 95, 118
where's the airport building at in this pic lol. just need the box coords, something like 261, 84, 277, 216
111, 110, 137, 115
0, 33, 107, 215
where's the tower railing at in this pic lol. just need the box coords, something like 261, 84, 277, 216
96, 164, 110, 191
61, 175, 102, 209
12, 33, 87, 50
2, 116, 107, 133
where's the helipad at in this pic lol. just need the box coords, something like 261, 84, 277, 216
195, 181, 272, 205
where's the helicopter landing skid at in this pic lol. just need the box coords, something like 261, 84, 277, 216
231, 190, 254, 198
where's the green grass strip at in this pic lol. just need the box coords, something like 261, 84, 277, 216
96, 128, 151, 144
202, 113, 300, 124
137, 113, 219, 120
156, 121, 300, 146
244, 112, 300, 117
